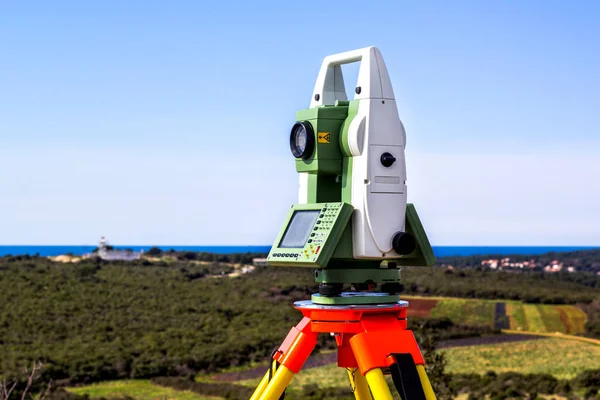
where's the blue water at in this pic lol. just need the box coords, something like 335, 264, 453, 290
0, 245, 597, 257
431, 246, 598, 257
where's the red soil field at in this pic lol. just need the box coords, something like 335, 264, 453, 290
555, 306, 571, 334
406, 298, 439, 317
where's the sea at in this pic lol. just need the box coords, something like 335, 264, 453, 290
0, 245, 597, 258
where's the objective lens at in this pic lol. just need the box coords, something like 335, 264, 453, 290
295, 128, 307, 151
290, 121, 315, 159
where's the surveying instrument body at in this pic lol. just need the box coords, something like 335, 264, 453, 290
251, 47, 437, 400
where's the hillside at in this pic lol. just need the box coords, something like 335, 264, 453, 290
0, 256, 501, 385
1, 250, 599, 396
436, 248, 600, 275
401, 265, 600, 304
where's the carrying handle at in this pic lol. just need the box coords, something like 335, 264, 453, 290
310, 46, 395, 108
322, 48, 367, 66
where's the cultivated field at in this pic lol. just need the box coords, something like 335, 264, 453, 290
68, 336, 600, 399
69, 380, 217, 400
404, 296, 588, 334
443, 337, 600, 379
234, 337, 600, 387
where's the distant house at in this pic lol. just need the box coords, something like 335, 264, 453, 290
85, 237, 142, 261
252, 258, 268, 267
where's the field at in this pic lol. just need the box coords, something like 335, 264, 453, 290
404, 296, 588, 334
233, 338, 600, 387
69, 380, 218, 400
428, 297, 495, 326
443, 337, 600, 379
1, 253, 598, 399
67, 336, 600, 400
54, 293, 599, 399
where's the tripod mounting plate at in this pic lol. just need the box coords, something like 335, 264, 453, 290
295, 299, 409, 310
311, 291, 401, 305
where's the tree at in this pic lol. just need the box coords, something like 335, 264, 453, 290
414, 322, 456, 400
146, 247, 162, 256
91, 245, 113, 253
1, 361, 51, 400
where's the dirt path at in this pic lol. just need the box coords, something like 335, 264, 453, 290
501, 329, 600, 346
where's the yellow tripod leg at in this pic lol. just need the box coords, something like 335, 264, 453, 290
258, 365, 295, 400
347, 369, 373, 400
249, 368, 271, 400
416, 365, 437, 400
365, 369, 394, 400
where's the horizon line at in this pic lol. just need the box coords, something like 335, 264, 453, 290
1, 244, 599, 248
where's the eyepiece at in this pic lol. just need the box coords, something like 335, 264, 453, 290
290, 121, 315, 160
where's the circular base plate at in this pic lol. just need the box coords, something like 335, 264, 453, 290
295, 299, 408, 310
310, 291, 400, 305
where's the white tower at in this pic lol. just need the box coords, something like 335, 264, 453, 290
99, 236, 108, 257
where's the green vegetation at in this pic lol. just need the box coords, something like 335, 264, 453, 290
0, 256, 494, 389
68, 380, 215, 400
429, 298, 495, 327
0, 257, 302, 386
537, 305, 566, 333
404, 267, 599, 304
580, 299, 600, 339
243, 338, 600, 385
521, 304, 546, 332
557, 305, 588, 334
2, 249, 600, 398
236, 363, 373, 395
238, 338, 600, 399
451, 370, 599, 400
151, 376, 357, 400
511, 304, 588, 334
506, 303, 526, 330
436, 248, 600, 276
144, 247, 162, 257
443, 338, 600, 379
408, 296, 588, 334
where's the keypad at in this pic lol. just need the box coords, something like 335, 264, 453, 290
268, 202, 347, 263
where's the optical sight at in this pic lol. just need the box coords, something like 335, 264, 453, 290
268, 46, 435, 305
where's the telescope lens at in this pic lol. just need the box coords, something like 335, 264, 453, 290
295, 128, 307, 150
290, 121, 315, 160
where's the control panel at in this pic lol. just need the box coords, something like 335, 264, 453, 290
267, 202, 353, 268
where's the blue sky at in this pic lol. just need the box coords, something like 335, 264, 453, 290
1, 1, 599, 246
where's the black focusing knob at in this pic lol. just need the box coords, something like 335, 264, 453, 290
380, 152, 396, 167
319, 283, 343, 297
392, 231, 416, 255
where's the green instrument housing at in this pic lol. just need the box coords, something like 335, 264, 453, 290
269, 96, 436, 305
293, 102, 350, 204
294, 102, 348, 176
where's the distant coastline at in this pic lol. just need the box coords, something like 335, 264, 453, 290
0, 245, 598, 257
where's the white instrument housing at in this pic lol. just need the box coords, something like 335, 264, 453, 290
302, 46, 408, 259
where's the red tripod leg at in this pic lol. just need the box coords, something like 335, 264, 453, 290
272, 317, 318, 372
349, 314, 429, 400
252, 317, 318, 400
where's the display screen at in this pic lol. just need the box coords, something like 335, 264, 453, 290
279, 210, 320, 248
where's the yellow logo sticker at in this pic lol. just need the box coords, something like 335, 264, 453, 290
317, 132, 331, 143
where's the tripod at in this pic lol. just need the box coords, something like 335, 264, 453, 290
249, 299, 436, 400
